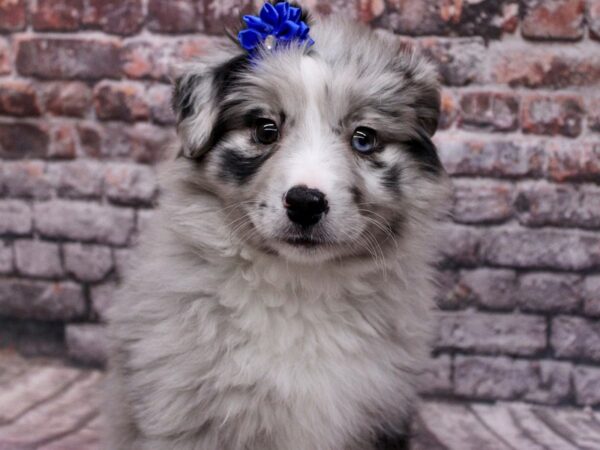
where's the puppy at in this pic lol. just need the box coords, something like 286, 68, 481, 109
105, 3, 449, 449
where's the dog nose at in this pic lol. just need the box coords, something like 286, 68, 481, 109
284, 185, 329, 227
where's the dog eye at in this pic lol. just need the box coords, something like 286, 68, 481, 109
254, 119, 279, 145
351, 127, 378, 154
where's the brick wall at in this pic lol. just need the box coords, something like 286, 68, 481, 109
0, 0, 599, 408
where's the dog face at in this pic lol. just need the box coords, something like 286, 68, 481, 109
172, 17, 447, 264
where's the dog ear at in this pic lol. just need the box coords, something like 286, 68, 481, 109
172, 52, 248, 159
415, 85, 440, 137
408, 62, 440, 137
392, 44, 441, 137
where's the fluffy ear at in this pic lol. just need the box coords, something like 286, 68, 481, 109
415, 84, 440, 137
392, 44, 441, 137
172, 52, 248, 159
409, 60, 441, 137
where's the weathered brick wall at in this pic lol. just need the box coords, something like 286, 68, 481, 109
0, 0, 599, 408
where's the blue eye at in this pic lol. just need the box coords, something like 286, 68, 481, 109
351, 127, 378, 154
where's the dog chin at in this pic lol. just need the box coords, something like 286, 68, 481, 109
267, 238, 341, 264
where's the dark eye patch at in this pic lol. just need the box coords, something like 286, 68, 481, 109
401, 129, 442, 175
218, 148, 274, 184
381, 165, 402, 194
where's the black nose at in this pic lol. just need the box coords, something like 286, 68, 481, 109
284, 185, 329, 227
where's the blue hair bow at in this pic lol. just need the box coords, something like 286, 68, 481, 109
238, 2, 314, 55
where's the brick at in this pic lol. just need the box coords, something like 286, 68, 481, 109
436, 223, 482, 267
418, 355, 452, 395
588, 0, 600, 39
374, 1, 447, 35
515, 181, 600, 228
0, 200, 32, 235
32, 0, 83, 31
0, 241, 12, 274
136, 209, 156, 234
546, 140, 600, 182
48, 124, 78, 160
15, 240, 63, 279
309, 0, 359, 19
376, 0, 508, 37
489, 43, 600, 88
589, 97, 600, 132
0, 38, 10, 75
522, 0, 585, 40
515, 181, 577, 227
0, 0, 26, 31
104, 163, 158, 205
523, 360, 573, 404
43, 82, 92, 118
114, 248, 133, 278
438, 89, 457, 130
83, 0, 143, 35
574, 180, 599, 223
458, 91, 519, 131
16, 37, 122, 80
46, 161, 104, 199
93, 81, 149, 122
148, 84, 176, 125
0, 161, 52, 199
91, 282, 117, 321
357, 0, 385, 23
203, 0, 255, 34
0, 81, 41, 117
435, 270, 468, 310
521, 94, 584, 137
148, 0, 202, 33
78, 122, 175, 163
64, 243, 113, 282
121, 37, 217, 81
458, 269, 517, 310
455, 356, 571, 404
0, 122, 49, 159
0, 319, 65, 357
66, 324, 107, 366
480, 227, 600, 271
0, 278, 85, 320
574, 365, 600, 405
120, 40, 171, 81
517, 273, 581, 313
127, 124, 176, 164
436, 312, 546, 356
551, 316, 600, 362
34, 200, 135, 245
76, 122, 102, 158
436, 134, 544, 178
500, 2, 520, 33
452, 179, 513, 224
583, 275, 600, 316
419, 38, 485, 86
131, 209, 156, 245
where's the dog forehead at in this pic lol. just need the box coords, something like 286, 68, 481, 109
298, 55, 329, 93
249, 53, 379, 122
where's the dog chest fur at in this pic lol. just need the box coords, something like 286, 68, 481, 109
109, 227, 433, 449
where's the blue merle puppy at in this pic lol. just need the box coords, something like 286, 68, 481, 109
105, 3, 449, 449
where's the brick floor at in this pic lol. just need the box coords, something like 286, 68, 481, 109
0, 350, 102, 450
2, 350, 600, 449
